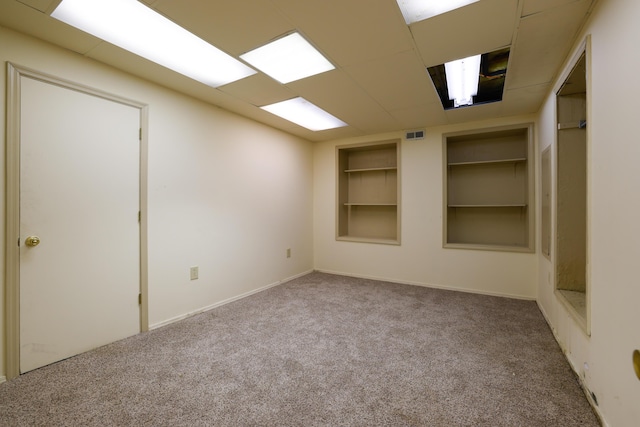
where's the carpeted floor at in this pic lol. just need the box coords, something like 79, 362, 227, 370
0, 272, 599, 426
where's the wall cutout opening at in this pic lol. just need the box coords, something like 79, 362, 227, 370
541, 147, 551, 260
555, 49, 588, 331
443, 124, 534, 252
336, 140, 400, 245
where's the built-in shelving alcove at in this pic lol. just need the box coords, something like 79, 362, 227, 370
336, 140, 400, 245
555, 48, 589, 332
443, 124, 534, 252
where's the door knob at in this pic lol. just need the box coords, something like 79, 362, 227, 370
25, 236, 41, 247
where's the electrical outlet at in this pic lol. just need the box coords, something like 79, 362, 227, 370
190, 266, 199, 280
286, 248, 291, 258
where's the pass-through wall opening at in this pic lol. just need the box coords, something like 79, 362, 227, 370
555, 51, 588, 330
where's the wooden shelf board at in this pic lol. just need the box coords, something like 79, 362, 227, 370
344, 167, 397, 173
558, 121, 586, 130
345, 203, 397, 206
444, 242, 532, 253
337, 235, 400, 245
448, 158, 526, 167
448, 204, 527, 208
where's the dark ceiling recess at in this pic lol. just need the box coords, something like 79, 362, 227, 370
428, 47, 510, 110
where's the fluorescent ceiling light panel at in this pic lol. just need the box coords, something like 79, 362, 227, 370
261, 97, 347, 131
396, 0, 480, 24
240, 33, 335, 84
51, 0, 256, 87
444, 55, 481, 108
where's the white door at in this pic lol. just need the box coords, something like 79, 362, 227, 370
19, 76, 141, 373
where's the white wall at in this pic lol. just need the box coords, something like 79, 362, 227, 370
0, 27, 314, 379
537, 0, 640, 425
314, 116, 538, 299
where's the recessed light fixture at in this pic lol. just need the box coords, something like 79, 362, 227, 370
51, 0, 256, 87
396, 0, 480, 24
428, 48, 510, 110
261, 97, 348, 131
445, 55, 481, 108
240, 32, 335, 84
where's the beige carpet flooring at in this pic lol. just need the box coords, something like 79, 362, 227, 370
0, 272, 600, 426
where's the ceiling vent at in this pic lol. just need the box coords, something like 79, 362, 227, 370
405, 129, 425, 140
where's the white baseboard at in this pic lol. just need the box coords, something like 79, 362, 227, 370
149, 269, 313, 330
282, 269, 315, 283
0, 376, 6, 384
314, 269, 536, 301
536, 301, 608, 427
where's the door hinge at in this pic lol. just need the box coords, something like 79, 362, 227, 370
138, 211, 141, 222
138, 293, 142, 305
139, 128, 142, 141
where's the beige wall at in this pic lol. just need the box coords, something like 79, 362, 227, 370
537, 0, 640, 425
0, 27, 314, 379
4, 1, 640, 424
313, 116, 538, 300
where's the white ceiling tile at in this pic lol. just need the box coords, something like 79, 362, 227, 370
354, 110, 404, 135
345, 50, 440, 112
500, 83, 551, 115
389, 103, 449, 129
287, 70, 389, 130
411, 0, 518, 67
149, 0, 293, 56
508, 0, 592, 90
15, 0, 58, 13
522, 0, 587, 17
219, 74, 295, 107
445, 101, 504, 124
306, 126, 364, 142
271, 0, 413, 67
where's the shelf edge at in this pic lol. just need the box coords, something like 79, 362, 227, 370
344, 167, 397, 173
447, 204, 527, 208
337, 236, 400, 245
448, 158, 527, 166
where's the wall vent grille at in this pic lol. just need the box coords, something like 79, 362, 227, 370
405, 129, 425, 140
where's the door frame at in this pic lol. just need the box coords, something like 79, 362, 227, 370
4, 63, 149, 380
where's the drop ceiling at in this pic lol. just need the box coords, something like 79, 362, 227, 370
0, 0, 595, 142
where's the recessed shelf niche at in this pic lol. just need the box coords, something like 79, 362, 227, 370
555, 49, 588, 332
444, 125, 534, 252
336, 140, 400, 245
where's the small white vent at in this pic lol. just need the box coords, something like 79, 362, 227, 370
405, 129, 425, 140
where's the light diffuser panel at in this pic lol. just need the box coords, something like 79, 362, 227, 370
396, 0, 480, 24
241, 33, 335, 84
51, 0, 256, 87
261, 97, 347, 131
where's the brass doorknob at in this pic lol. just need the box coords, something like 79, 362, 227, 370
25, 236, 41, 247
